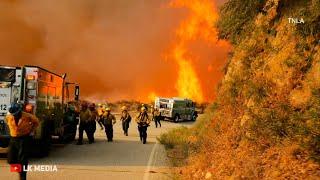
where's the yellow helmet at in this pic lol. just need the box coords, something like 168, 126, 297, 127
105, 107, 111, 111
141, 107, 146, 112
121, 106, 127, 111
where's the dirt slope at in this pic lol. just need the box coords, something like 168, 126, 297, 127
173, 0, 320, 179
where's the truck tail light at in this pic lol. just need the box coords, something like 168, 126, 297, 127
26, 75, 35, 80
25, 104, 34, 114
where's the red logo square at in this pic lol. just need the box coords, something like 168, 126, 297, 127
10, 164, 22, 172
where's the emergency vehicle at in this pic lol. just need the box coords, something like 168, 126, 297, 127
0, 65, 80, 155
154, 97, 198, 122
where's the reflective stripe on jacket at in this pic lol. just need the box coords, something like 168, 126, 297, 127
6, 112, 39, 137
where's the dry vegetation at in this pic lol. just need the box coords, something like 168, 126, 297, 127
160, 0, 320, 179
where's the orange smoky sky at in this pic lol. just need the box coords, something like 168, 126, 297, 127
0, 0, 229, 103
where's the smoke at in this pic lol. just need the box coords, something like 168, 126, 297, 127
0, 0, 229, 102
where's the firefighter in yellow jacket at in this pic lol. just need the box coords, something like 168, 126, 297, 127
135, 107, 151, 144
97, 104, 104, 130
88, 103, 98, 143
120, 106, 131, 136
77, 102, 93, 145
101, 108, 116, 142
6, 103, 39, 180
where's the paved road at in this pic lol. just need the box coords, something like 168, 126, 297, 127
0, 114, 195, 180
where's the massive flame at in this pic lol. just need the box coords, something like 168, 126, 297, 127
1, 0, 228, 103
147, 0, 223, 103
170, 0, 219, 103
174, 44, 204, 102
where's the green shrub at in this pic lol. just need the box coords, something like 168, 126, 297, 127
159, 126, 189, 147
217, 0, 267, 44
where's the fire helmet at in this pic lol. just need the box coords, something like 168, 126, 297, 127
89, 103, 96, 110
9, 103, 22, 116
81, 102, 88, 108
141, 107, 146, 112
121, 106, 128, 111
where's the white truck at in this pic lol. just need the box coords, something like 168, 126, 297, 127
0, 65, 79, 156
0, 66, 23, 147
154, 97, 198, 122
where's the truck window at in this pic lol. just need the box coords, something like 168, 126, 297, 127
0, 68, 15, 82
160, 103, 168, 109
173, 101, 185, 108
0, 82, 11, 88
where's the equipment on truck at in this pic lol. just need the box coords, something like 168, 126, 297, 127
154, 97, 198, 122
0, 65, 80, 155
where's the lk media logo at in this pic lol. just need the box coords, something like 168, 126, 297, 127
10, 164, 22, 172
10, 164, 58, 172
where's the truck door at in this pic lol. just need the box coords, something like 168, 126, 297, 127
182, 101, 189, 120
0, 68, 17, 113
0, 67, 16, 137
185, 101, 192, 120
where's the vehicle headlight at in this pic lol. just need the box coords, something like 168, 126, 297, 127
27, 81, 36, 90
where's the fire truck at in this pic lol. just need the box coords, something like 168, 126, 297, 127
154, 97, 198, 122
0, 65, 80, 155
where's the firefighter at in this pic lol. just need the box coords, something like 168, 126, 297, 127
102, 107, 116, 142
154, 108, 162, 128
135, 107, 150, 144
150, 105, 154, 119
120, 106, 131, 136
97, 104, 104, 130
142, 103, 148, 111
63, 105, 78, 142
6, 103, 39, 180
77, 102, 93, 145
88, 103, 98, 143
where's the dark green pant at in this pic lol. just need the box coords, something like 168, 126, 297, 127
122, 121, 130, 135
154, 116, 162, 128
104, 124, 113, 141
78, 123, 94, 143
138, 126, 148, 144
8, 136, 32, 180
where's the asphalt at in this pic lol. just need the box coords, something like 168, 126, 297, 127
0, 113, 195, 180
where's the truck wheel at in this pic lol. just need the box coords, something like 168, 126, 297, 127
69, 125, 77, 142
70, 131, 76, 141
174, 114, 180, 123
31, 137, 50, 158
192, 112, 198, 121
41, 138, 51, 157
40, 120, 52, 157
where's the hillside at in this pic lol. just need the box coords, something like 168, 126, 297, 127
160, 0, 320, 179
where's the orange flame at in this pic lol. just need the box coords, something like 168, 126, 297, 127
146, 0, 227, 103
174, 44, 204, 102
170, 0, 219, 103
148, 92, 158, 102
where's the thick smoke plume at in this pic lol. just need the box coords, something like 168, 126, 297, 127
0, 0, 229, 102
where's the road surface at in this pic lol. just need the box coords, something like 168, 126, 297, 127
0, 113, 195, 180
